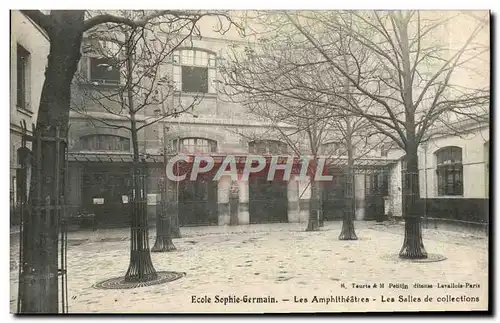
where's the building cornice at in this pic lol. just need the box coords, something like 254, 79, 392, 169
69, 111, 297, 129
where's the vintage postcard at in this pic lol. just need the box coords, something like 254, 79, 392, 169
9, 9, 490, 314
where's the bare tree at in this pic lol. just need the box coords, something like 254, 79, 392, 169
73, 18, 209, 285
73, 13, 209, 257
17, 9, 240, 313
285, 10, 489, 258
219, 14, 385, 235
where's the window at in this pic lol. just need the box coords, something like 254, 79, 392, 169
249, 140, 288, 155
381, 143, 392, 157
98, 40, 121, 57
172, 137, 217, 153
17, 45, 30, 110
321, 142, 342, 156
172, 49, 216, 93
81, 135, 130, 151
89, 57, 120, 85
366, 171, 389, 196
436, 146, 463, 196
182, 66, 208, 93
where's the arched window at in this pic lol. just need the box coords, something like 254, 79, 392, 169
249, 140, 288, 155
80, 134, 130, 152
172, 49, 217, 93
436, 146, 463, 196
172, 137, 217, 153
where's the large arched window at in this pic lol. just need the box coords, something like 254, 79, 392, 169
172, 137, 217, 153
436, 146, 463, 196
172, 49, 217, 94
249, 140, 288, 155
80, 134, 130, 152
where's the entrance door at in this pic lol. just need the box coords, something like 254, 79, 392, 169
249, 177, 288, 224
322, 174, 345, 221
365, 170, 388, 221
82, 165, 132, 227
178, 176, 218, 226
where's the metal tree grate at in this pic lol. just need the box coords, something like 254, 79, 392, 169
381, 253, 447, 263
93, 271, 186, 290
17, 121, 69, 313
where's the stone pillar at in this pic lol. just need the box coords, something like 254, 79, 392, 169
229, 181, 239, 225
355, 173, 365, 220
238, 180, 250, 225
298, 176, 311, 223
287, 175, 300, 223
217, 175, 231, 226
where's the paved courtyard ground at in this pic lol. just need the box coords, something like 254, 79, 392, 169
10, 221, 489, 313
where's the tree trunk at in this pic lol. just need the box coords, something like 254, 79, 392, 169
339, 168, 357, 240
399, 142, 427, 259
396, 15, 427, 259
124, 43, 157, 280
339, 125, 357, 240
125, 162, 158, 281
18, 11, 85, 313
170, 211, 182, 238
169, 142, 182, 238
152, 168, 176, 252
306, 180, 320, 231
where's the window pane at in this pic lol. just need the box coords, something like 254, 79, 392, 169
17, 46, 29, 109
194, 51, 202, 66
90, 57, 120, 84
184, 50, 194, 66
437, 147, 462, 165
451, 148, 462, 162
81, 135, 129, 151
200, 51, 208, 66
177, 138, 216, 153
181, 50, 188, 64
181, 66, 208, 93
437, 165, 463, 196
99, 40, 121, 56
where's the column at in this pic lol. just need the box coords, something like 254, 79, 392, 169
298, 176, 311, 223
217, 175, 231, 225
238, 180, 249, 225
165, 176, 178, 227
355, 173, 365, 220
287, 175, 300, 223
229, 181, 239, 225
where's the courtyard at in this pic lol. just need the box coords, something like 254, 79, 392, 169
10, 221, 488, 313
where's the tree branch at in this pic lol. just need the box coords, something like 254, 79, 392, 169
20, 10, 55, 37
